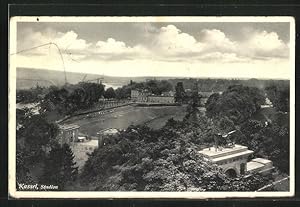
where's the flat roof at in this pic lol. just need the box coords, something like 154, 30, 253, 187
252, 158, 272, 165
247, 161, 265, 172
212, 150, 254, 162
76, 139, 98, 147
59, 124, 80, 130
97, 128, 119, 135
148, 95, 174, 97
198, 144, 250, 159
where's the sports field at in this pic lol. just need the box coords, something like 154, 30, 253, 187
62, 105, 187, 137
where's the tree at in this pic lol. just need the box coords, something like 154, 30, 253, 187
144, 80, 173, 95
16, 143, 35, 187
114, 79, 173, 99
16, 90, 35, 103
175, 82, 186, 103
205, 85, 265, 124
79, 82, 105, 105
157, 80, 173, 94
266, 85, 289, 112
61, 144, 79, 183
40, 82, 105, 115
16, 109, 61, 189
239, 116, 289, 174
16, 85, 47, 104
41, 143, 78, 190
191, 81, 201, 107
41, 144, 65, 189
104, 87, 116, 99
40, 86, 69, 114
17, 112, 59, 161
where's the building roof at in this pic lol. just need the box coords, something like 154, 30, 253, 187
132, 89, 150, 93
199, 145, 248, 158
59, 124, 80, 130
212, 150, 254, 163
198, 144, 254, 162
76, 139, 98, 147
252, 158, 272, 165
148, 95, 175, 98
97, 128, 119, 135
246, 158, 274, 173
247, 161, 265, 172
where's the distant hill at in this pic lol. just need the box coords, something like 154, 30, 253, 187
16, 67, 289, 92
16, 68, 141, 90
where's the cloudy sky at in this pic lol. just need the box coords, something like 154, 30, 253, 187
15, 20, 291, 79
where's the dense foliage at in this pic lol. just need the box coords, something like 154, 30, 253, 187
167, 78, 289, 93
16, 85, 47, 103
16, 78, 290, 191
175, 82, 186, 103
17, 109, 59, 160
16, 109, 78, 190
104, 87, 116, 99
205, 85, 265, 124
266, 85, 289, 112
80, 114, 271, 191
115, 80, 173, 99
237, 112, 290, 174
205, 84, 289, 173
40, 82, 105, 115
40, 143, 78, 189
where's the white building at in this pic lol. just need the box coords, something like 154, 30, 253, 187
199, 144, 274, 177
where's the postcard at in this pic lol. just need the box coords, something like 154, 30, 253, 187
8, 16, 295, 198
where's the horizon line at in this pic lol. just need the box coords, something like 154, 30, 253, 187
17, 67, 290, 81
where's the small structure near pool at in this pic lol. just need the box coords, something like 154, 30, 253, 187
97, 128, 120, 148
57, 124, 80, 145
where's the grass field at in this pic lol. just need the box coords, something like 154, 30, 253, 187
62, 105, 187, 137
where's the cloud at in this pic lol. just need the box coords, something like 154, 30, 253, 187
17, 28, 149, 61
152, 25, 204, 55
242, 30, 289, 58
94, 38, 148, 57
148, 25, 288, 62
149, 25, 243, 63
55, 30, 91, 51
16, 24, 290, 73
198, 52, 249, 63
17, 28, 91, 60
198, 29, 237, 52
17, 28, 54, 55
96, 38, 128, 53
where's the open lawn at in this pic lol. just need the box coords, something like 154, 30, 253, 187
62, 105, 187, 137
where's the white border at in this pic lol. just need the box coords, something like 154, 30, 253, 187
8, 16, 295, 199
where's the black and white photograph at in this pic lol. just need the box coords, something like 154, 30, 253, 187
8, 16, 295, 198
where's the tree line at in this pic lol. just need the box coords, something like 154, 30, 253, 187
17, 82, 120, 116
167, 78, 289, 92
